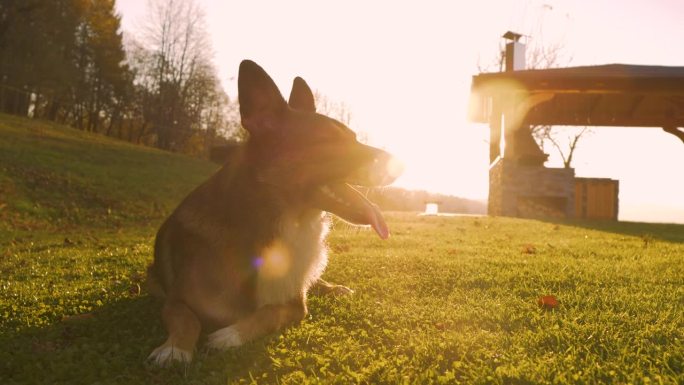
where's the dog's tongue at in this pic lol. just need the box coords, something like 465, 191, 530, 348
367, 201, 389, 239
316, 183, 390, 239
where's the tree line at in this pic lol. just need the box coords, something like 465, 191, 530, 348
0, 0, 240, 156
365, 187, 486, 214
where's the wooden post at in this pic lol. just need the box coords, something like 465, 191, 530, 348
489, 98, 501, 163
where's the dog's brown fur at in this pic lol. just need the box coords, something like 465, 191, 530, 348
146, 60, 401, 365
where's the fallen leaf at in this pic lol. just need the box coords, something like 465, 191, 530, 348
538, 295, 559, 309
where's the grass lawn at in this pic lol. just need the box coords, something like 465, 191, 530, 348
1, 114, 683, 384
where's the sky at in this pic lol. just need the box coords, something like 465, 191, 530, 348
116, 0, 684, 223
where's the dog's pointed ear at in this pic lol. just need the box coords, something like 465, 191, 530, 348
288, 77, 316, 113
238, 60, 287, 134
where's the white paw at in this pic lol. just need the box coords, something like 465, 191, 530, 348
147, 344, 192, 367
206, 325, 243, 350
331, 285, 354, 296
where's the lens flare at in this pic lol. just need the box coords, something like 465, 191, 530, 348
385, 156, 405, 180
256, 240, 292, 278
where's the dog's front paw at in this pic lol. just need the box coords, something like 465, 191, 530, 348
311, 279, 355, 297
147, 343, 193, 367
207, 325, 243, 350
328, 284, 354, 296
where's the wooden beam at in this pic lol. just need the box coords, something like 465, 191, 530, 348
627, 95, 645, 118
489, 99, 502, 163
663, 126, 684, 144
522, 109, 684, 127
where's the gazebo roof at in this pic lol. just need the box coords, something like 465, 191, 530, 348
469, 64, 684, 127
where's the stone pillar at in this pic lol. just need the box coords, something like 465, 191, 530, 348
489, 159, 575, 219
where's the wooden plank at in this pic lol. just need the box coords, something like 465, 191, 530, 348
575, 181, 584, 218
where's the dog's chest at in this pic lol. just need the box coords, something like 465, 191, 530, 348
255, 211, 330, 307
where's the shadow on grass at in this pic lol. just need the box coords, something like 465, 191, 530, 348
548, 219, 684, 244
1, 296, 272, 385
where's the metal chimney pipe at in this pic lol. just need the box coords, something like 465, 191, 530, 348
503, 31, 526, 72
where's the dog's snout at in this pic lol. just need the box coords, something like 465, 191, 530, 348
346, 145, 403, 187
383, 155, 404, 182
368, 152, 403, 186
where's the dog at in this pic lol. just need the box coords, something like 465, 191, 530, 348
146, 60, 402, 366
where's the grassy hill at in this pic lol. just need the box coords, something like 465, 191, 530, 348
0, 113, 217, 237
1, 114, 683, 384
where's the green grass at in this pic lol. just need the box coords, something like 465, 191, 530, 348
0, 113, 215, 237
1, 114, 683, 384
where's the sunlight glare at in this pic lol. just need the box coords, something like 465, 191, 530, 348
113, 0, 684, 221
256, 241, 291, 278
385, 156, 405, 181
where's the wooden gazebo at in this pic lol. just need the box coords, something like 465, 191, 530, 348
469, 64, 684, 219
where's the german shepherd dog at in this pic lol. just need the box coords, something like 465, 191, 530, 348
146, 60, 402, 366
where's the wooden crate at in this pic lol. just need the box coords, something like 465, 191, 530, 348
575, 178, 619, 220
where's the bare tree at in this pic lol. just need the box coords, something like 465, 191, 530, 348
524, 4, 573, 70
533, 125, 591, 168
313, 91, 353, 126
478, 5, 590, 168
138, 0, 213, 150
525, 38, 590, 168
140, 0, 210, 86
313, 90, 369, 143
120, 0, 241, 156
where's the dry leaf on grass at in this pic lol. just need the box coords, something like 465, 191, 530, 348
537, 295, 559, 309
522, 244, 537, 254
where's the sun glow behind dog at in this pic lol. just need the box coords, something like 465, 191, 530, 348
385, 157, 405, 182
